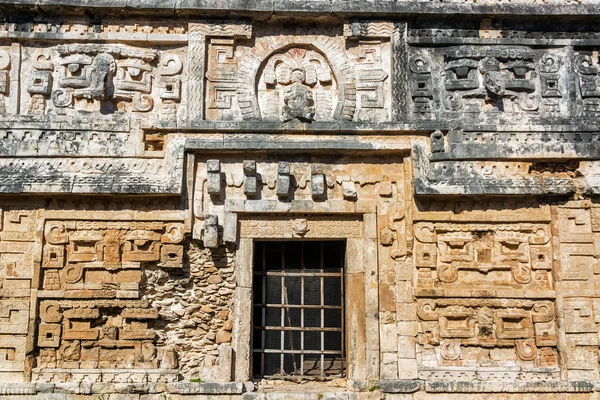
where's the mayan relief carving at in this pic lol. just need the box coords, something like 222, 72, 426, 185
409, 51, 433, 117
18, 43, 186, 119
412, 198, 559, 383
554, 202, 600, 381
189, 20, 252, 121
158, 54, 183, 117
417, 298, 559, 379
0, 206, 37, 382
235, 35, 358, 122
407, 45, 568, 120
574, 50, 600, 117
0, 134, 185, 194
0, 4, 597, 397
27, 49, 54, 115
345, 20, 393, 122
239, 216, 364, 239
259, 47, 334, 122
200, 20, 397, 123
34, 219, 185, 382
192, 155, 407, 248
444, 46, 539, 113
0, 48, 11, 115
0, 19, 597, 128
414, 222, 553, 294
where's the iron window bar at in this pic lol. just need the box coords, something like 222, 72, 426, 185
252, 240, 345, 380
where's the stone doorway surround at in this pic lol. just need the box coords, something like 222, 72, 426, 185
232, 212, 379, 384
188, 138, 415, 390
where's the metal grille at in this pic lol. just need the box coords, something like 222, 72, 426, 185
252, 241, 345, 380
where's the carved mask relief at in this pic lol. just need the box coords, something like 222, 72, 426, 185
258, 47, 336, 122
15, 43, 185, 116
52, 50, 117, 107
441, 46, 538, 113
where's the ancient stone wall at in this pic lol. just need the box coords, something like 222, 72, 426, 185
0, 1, 597, 398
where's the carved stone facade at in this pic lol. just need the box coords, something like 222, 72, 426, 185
0, 1, 597, 398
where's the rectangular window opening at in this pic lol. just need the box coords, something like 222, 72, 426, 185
252, 240, 346, 380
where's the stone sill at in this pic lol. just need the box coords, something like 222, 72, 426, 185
185, 136, 412, 153
424, 380, 594, 393
168, 382, 246, 394
0, 380, 597, 395
2, 381, 247, 395
368, 380, 594, 393
414, 177, 576, 197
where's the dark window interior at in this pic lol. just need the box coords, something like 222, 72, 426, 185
252, 240, 345, 380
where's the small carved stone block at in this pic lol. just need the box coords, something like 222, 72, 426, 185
42, 245, 65, 269
276, 161, 291, 198
160, 244, 183, 268
380, 226, 394, 246
38, 323, 62, 348
160, 77, 182, 101
431, 130, 445, 153
311, 173, 326, 198
379, 181, 393, 197
207, 159, 222, 195
28, 70, 53, 95
39, 301, 62, 324
0, 72, 7, 95
204, 214, 219, 249
341, 180, 357, 200
243, 160, 258, 196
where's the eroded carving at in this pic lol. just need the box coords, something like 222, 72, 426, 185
418, 299, 559, 376
260, 48, 333, 122
415, 222, 553, 294
441, 46, 540, 114
35, 219, 185, 380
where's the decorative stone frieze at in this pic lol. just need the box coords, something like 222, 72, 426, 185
0, 1, 595, 398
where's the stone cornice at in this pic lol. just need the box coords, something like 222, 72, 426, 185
0, 0, 597, 18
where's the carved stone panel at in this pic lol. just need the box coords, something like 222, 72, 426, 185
414, 222, 553, 296
0, 47, 12, 116
575, 50, 600, 117
258, 47, 335, 122
192, 154, 407, 252
236, 35, 357, 122
407, 46, 568, 121
556, 205, 600, 291
34, 219, 185, 381
239, 216, 363, 239
20, 44, 186, 119
417, 298, 559, 381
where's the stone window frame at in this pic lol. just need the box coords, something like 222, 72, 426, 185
230, 206, 380, 384
251, 239, 346, 379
